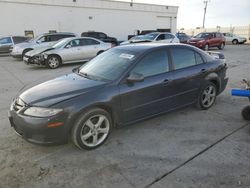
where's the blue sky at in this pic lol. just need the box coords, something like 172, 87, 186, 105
114, 0, 250, 29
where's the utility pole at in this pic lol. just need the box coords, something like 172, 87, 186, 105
202, 0, 210, 28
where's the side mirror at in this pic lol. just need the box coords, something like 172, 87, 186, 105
65, 44, 72, 49
127, 72, 144, 83
36, 40, 42, 44
72, 66, 80, 73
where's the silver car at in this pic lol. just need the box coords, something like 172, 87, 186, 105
23, 37, 112, 69
11, 32, 77, 58
120, 32, 180, 45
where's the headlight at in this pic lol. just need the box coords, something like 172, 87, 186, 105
42, 53, 48, 59
24, 107, 63, 117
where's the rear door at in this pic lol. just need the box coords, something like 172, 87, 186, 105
0, 37, 13, 53
169, 46, 208, 106
79, 38, 100, 60
119, 49, 176, 123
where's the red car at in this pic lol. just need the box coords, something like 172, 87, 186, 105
187, 32, 225, 50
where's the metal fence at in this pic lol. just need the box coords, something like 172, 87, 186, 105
179, 25, 250, 43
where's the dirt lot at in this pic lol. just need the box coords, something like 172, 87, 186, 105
0, 45, 250, 188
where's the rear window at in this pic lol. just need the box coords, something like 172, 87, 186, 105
172, 48, 197, 69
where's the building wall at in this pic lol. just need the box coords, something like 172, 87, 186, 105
0, 0, 178, 40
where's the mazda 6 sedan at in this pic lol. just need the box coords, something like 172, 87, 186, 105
8, 43, 228, 150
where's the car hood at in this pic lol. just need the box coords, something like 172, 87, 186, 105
19, 73, 108, 107
121, 39, 152, 45
26, 47, 54, 57
189, 38, 205, 42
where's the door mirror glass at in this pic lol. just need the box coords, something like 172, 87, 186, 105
127, 72, 144, 83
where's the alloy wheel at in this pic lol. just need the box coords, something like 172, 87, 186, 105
48, 57, 60, 68
80, 115, 110, 147
201, 85, 216, 108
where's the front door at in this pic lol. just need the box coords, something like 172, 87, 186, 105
119, 49, 176, 123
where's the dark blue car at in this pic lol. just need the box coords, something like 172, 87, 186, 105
8, 43, 228, 150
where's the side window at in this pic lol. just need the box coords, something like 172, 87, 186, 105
131, 50, 169, 77
172, 48, 196, 69
165, 34, 174, 39
81, 39, 100, 46
156, 34, 165, 41
98, 33, 107, 39
37, 36, 51, 43
195, 52, 204, 64
0, 37, 12, 44
12, 37, 26, 44
68, 39, 80, 47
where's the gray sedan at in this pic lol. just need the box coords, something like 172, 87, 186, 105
23, 37, 112, 69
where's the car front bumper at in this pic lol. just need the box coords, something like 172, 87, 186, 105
188, 42, 205, 48
23, 55, 46, 66
8, 108, 69, 145
10, 50, 22, 58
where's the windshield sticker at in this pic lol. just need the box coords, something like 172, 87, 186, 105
119, 53, 135, 60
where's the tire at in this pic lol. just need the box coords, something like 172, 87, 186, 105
204, 44, 209, 51
22, 49, 32, 58
196, 82, 217, 110
96, 51, 104, 56
232, 39, 238, 45
218, 43, 225, 50
241, 105, 250, 121
71, 108, 112, 150
46, 55, 61, 69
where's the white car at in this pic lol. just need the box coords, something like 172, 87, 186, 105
223, 33, 247, 44
11, 32, 77, 58
120, 32, 180, 45
24, 37, 112, 69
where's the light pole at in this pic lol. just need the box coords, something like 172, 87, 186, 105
202, 0, 210, 28
130, 0, 133, 7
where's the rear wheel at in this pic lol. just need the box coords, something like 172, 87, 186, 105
197, 82, 217, 110
46, 55, 61, 69
232, 39, 238, 45
218, 43, 225, 50
22, 49, 32, 58
71, 108, 112, 150
242, 105, 250, 121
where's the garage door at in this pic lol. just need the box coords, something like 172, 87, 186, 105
156, 16, 171, 31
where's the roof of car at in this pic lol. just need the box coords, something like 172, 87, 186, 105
115, 43, 194, 52
43, 32, 76, 36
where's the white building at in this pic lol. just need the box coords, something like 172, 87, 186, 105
0, 0, 178, 41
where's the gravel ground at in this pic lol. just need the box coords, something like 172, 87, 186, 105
0, 45, 249, 188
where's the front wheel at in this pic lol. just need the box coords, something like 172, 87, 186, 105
46, 55, 61, 69
232, 39, 238, 45
218, 43, 225, 50
204, 44, 209, 51
71, 108, 112, 150
197, 82, 217, 110
242, 105, 250, 121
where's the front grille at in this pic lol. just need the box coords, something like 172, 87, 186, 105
13, 98, 25, 112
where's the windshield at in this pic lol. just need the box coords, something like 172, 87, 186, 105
194, 33, 210, 39
134, 33, 159, 41
52, 38, 70, 49
79, 49, 137, 81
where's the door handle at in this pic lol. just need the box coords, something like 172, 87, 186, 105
162, 79, 171, 86
200, 69, 207, 73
